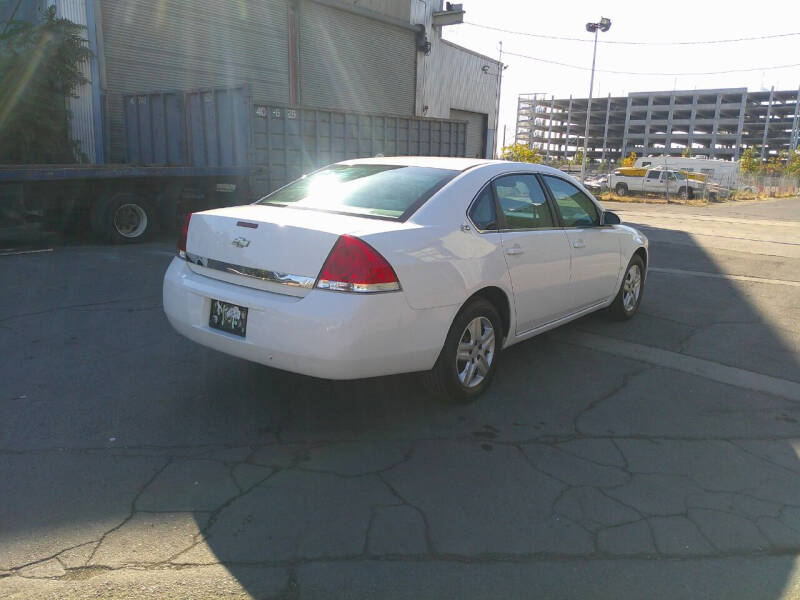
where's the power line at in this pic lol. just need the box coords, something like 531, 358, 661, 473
464, 21, 800, 46
502, 50, 800, 76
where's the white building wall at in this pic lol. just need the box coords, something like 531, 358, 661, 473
54, 0, 97, 162
417, 29, 501, 157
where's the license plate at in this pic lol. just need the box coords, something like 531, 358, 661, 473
209, 299, 248, 337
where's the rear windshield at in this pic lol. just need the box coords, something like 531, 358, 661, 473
255, 164, 459, 220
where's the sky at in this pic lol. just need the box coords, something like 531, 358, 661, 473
441, 0, 800, 152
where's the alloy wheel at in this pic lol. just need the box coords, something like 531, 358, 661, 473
622, 264, 642, 312
456, 316, 495, 388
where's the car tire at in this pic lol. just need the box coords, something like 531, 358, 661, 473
615, 183, 628, 196
425, 298, 502, 403
609, 255, 645, 321
100, 193, 156, 244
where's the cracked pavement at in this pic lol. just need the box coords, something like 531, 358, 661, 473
1, 197, 800, 598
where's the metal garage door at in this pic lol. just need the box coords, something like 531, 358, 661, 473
101, 0, 290, 162
451, 109, 487, 158
298, 2, 416, 116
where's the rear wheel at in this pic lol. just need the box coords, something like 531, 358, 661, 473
615, 183, 628, 196
94, 193, 156, 244
425, 298, 502, 403
609, 255, 645, 320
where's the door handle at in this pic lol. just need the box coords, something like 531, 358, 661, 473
505, 245, 524, 256
572, 239, 586, 249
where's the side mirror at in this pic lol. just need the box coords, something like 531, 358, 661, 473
603, 211, 621, 225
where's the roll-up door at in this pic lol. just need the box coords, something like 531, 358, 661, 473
450, 109, 487, 158
298, 2, 416, 116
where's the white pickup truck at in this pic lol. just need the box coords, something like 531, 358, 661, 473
609, 168, 704, 199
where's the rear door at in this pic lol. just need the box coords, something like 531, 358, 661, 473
491, 174, 572, 333
541, 175, 622, 311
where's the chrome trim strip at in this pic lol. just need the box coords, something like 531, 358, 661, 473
316, 279, 401, 293
185, 253, 315, 289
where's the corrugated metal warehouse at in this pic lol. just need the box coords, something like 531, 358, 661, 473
5, 0, 501, 164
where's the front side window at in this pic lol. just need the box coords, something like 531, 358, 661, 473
256, 164, 458, 220
542, 175, 600, 227
493, 174, 553, 230
468, 186, 498, 231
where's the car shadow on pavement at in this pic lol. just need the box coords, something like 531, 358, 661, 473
2, 225, 800, 598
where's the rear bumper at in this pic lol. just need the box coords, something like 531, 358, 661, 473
163, 258, 455, 380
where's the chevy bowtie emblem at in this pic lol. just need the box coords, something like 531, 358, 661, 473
231, 237, 251, 248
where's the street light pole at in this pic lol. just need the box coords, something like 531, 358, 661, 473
581, 17, 611, 183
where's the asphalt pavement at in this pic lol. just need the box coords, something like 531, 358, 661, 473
1, 196, 799, 599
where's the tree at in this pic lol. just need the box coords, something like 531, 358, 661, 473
621, 152, 637, 167
739, 147, 761, 174
764, 152, 786, 176
501, 144, 542, 163
682, 147, 692, 158
571, 150, 584, 165
786, 150, 800, 177
0, 7, 92, 163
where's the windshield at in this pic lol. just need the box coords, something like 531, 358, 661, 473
256, 164, 459, 220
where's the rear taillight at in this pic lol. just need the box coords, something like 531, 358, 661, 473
316, 235, 400, 293
177, 213, 193, 258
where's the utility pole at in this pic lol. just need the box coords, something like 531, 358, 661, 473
494, 41, 504, 158
581, 17, 611, 183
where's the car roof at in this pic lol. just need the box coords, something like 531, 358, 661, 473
333, 157, 585, 186
337, 156, 504, 171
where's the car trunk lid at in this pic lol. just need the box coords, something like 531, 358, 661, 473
185, 205, 407, 297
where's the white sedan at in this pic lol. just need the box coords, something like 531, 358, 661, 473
163, 157, 648, 402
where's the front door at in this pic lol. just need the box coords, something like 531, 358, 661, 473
492, 174, 572, 333
642, 170, 665, 193
541, 175, 623, 311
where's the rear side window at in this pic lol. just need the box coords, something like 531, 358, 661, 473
256, 164, 459, 220
542, 175, 600, 227
493, 174, 554, 230
468, 186, 498, 230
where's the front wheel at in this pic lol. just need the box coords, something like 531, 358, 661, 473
609, 255, 645, 321
425, 298, 502, 403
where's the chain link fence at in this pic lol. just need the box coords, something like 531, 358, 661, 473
538, 161, 800, 204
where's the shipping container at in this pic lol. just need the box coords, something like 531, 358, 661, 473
123, 85, 467, 196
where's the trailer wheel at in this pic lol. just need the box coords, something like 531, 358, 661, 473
96, 193, 156, 244
615, 183, 628, 196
